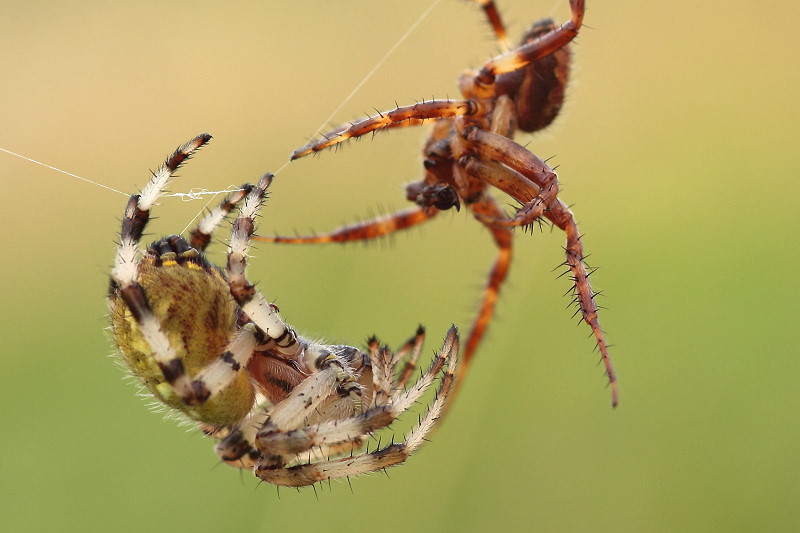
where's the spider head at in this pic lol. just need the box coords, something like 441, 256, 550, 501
406, 182, 461, 211
494, 18, 571, 133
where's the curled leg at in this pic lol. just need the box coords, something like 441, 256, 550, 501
463, 126, 555, 193
459, 155, 557, 229
258, 328, 452, 458
253, 345, 365, 470
262, 349, 363, 434
255, 327, 460, 487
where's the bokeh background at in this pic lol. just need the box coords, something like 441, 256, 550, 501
1, 1, 798, 531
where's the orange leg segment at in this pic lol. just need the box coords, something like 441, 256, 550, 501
292, 100, 479, 159
254, 206, 437, 244
438, 194, 513, 417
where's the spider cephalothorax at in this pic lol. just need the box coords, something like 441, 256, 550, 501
258, 0, 618, 407
109, 134, 460, 487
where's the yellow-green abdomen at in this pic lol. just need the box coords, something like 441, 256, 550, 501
110, 255, 254, 427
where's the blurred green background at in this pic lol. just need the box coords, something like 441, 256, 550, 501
1, 0, 798, 531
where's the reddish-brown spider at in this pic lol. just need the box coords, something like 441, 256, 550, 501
258, 0, 618, 407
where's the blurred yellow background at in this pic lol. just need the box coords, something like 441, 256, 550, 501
1, 0, 798, 531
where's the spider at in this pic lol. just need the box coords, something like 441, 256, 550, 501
108, 134, 461, 487
257, 0, 618, 407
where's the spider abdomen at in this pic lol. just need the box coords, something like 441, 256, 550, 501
110, 238, 255, 426
495, 19, 571, 133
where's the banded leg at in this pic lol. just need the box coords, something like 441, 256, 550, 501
213, 342, 370, 469
216, 428, 366, 471
210, 399, 367, 470
292, 100, 479, 158
254, 206, 438, 245
255, 327, 459, 487
111, 134, 212, 404
261, 348, 363, 434
226, 174, 303, 359
254, 345, 365, 469
259, 333, 450, 456
211, 401, 273, 469
209, 405, 368, 471
189, 324, 259, 403
258, 329, 424, 455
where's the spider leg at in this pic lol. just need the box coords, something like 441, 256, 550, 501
189, 183, 255, 250
259, 326, 455, 457
175, 175, 315, 410
261, 324, 422, 458
462, 126, 557, 193
547, 201, 618, 406
253, 206, 437, 245
461, 195, 514, 374
219, 175, 380, 463
292, 100, 480, 158
460, 156, 558, 229
255, 327, 459, 487
222, 383, 360, 473
393, 325, 426, 388
210, 388, 368, 471
470, 0, 511, 52
253, 344, 365, 469
111, 134, 212, 402
226, 174, 304, 359
262, 347, 363, 433
214, 426, 366, 471
474, 0, 584, 90
366, 337, 395, 408
210, 400, 272, 470
187, 324, 259, 403
463, 128, 619, 407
